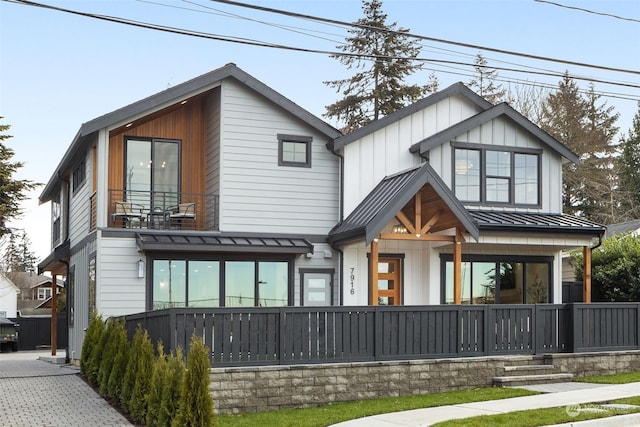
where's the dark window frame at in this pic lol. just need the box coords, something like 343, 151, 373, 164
452, 142, 542, 208
439, 253, 553, 304
278, 134, 312, 168
146, 253, 295, 310
72, 158, 86, 193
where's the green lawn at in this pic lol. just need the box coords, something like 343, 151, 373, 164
215, 387, 538, 427
576, 370, 640, 384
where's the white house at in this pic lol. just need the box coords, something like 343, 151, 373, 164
0, 273, 19, 318
38, 65, 604, 362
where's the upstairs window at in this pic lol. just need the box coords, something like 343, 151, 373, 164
453, 144, 540, 206
72, 158, 86, 192
278, 134, 312, 168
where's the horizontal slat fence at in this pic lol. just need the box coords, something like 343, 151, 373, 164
123, 303, 640, 367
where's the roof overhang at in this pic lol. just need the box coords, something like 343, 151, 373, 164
469, 211, 605, 237
37, 240, 70, 276
328, 163, 479, 246
409, 103, 580, 165
136, 231, 314, 255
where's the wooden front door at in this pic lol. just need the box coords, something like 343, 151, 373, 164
376, 258, 402, 305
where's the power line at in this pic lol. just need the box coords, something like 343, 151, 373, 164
535, 0, 640, 24
5, 0, 640, 100
208, 0, 640, 77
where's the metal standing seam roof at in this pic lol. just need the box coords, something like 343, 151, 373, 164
469, 211, 605, 235
135, 232, 313, 254
408, 103, 580, 165
328, 163, 479, 246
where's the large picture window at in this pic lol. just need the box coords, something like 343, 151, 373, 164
151, 257, 291, 309
453, 144, 540, 206
441, 255, 552, 304
125, 138, 180, 209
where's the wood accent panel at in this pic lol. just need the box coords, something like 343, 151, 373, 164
398, 185, 467, 235
108, 97, 208, 197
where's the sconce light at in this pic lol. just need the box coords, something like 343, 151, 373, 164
392, 224, 408, 234
137, 259, 145, 278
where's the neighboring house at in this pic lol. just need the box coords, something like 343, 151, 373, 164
38, 64, 604, 362
605, 219, 640, 239
0, 273, 19, 318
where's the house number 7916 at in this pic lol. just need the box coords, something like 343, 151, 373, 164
350, 267, 355, 295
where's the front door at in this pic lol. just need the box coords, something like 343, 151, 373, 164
376, 258, 402, 305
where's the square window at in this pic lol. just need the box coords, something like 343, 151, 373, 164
278, 134, 312, 167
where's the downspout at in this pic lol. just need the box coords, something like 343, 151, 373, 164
328, 141, 345, 305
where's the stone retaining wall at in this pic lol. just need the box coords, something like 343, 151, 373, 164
209, 351, 640, 414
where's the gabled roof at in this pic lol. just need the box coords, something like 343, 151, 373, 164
136, 231, 313, 254
328, 162, 479, 246
469, 211, 604, 236
40, 63, 341, 202
329, 82, 493, 151
409, 102, 580, 164
605, 219, 640, 239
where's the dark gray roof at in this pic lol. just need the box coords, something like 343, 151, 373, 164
328, 163, 479, 246
136, 231, 313, 254
469, 211, 605, 236
40, 63, 341, 202
605, 219, 640, 238
330, 82, 493, 151
409, 103, 579, 164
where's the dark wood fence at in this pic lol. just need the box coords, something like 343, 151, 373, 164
124, 303, 640, 367
10, 314, 68, 351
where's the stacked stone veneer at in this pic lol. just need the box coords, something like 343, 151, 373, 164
210, 350, 640, 414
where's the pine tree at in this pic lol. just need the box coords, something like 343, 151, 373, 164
0, 119, 38, 237
324, 0, 435, 132
467, 53, 508, 104
539, 74, 619, 222
174, 336, 214, 427
616, 102, 640, 221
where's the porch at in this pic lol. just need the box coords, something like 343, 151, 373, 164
123, 303, 640, 368
97, 189, 219, 231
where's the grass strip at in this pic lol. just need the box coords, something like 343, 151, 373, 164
216, 387, 538, 427
576, 370, 640, 384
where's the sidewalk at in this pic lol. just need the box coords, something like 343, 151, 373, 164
330, 381, 640, 427
0, 349, 132, 427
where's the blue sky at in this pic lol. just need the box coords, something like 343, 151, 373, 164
1, 0, 639, 261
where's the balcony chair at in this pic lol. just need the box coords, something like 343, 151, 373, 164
111, 201, 145, 228
169, 202, 196, 229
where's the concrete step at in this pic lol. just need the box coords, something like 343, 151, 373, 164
493, 373, 574, 387
503, 364, 556, 375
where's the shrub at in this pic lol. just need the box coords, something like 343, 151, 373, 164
158, 347, 185, 427
174, 335, 214, 427
120, 324, 144, 412
98, 318, 119, 395
106, 319, 130, 402
128, 328, 155, 424
146, 342, 168, 427
80, 311, 103, 378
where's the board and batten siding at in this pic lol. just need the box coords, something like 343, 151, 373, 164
428, 115, 563, 214
342, 95, 483, 216
218, 80, 339, 234
97, 235, 146, 317
68, 239, 96, 360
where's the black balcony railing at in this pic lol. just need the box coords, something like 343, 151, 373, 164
108, 189, 218, 231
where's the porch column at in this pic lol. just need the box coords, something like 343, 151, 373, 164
453, 236, 462, 304
371, 239, 379, 305
51, 274, 58, 356
583, 245, 592, 303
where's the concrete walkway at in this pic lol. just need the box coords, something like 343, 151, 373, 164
330, 381, 640, 427
0, 350, 132, 427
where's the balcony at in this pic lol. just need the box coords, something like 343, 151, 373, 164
107, 189, 218, 231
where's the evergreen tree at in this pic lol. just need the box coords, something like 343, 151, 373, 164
174, 336, 214, 427
0, 119, 38, 237
147, 342, 168, 427
539, 74, 619, 222
120, 324, 144, 412
324, 0, 434, 132
128, 328, 155, 424
106, 319, 130, 402
467, 53, 508, 104
158, 347, 185, 427
80, 311, 104, 381
616, 102, 640, 220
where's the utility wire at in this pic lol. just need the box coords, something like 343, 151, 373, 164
5, 0, 640, 96
535, 0, 640, 24
208, 0, 640, 77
